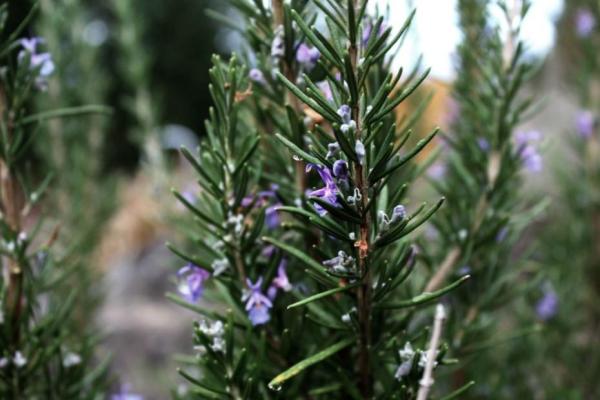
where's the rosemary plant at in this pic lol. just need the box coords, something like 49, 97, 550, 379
526, 2, 600, 398
0, 3, 110, 398
170, 1, 471, 399
423, 0, 545, 396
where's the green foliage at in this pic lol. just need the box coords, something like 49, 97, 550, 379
170, 1, 461, 399
0, 3, 109, 397
422, 0, 546, 397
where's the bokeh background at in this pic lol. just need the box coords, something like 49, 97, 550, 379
6, 0, 592, 398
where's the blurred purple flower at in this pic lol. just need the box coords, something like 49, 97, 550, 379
265, 205, 280, 229
177, 263, 210, 303
576, 110, 595, 138
19, 37, 54, 89
261, 244, 276, 258
243, 277, 273, 326
306, 164, 340, 216
317, 80, 333, 102
296, 43, 320, 70
477, 137, 490, 152
427, 163, 446, 180
496, 227, 509, 243
516, 130, 543, 173
337, 104, 356, 133
268, 259, 292, 299
249, 68, 265, 84
536, 289, 558, 321
111, 385, 144, 400
576, 9, 596, 38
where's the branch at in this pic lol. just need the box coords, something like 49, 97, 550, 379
416, 304, 447, 400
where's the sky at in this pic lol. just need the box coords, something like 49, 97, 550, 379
371, 0, 565, 81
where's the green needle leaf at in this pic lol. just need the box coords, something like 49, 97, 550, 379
287, 283, 359, 309
268, 337, 354, 391
377, 275, 470, 309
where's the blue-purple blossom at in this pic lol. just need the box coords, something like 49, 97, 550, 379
496, 227, 509, 243
337, 104, 352, 122
337, 104, 356, 133
177, 263, 211, 303
19, 37, 55, 88
265, 205, 280, 229
576, 9, 596, 38
268, 259, 292, 299
317, 80, 333, 102
323, 250, 355, 273
516, 130, 543, 173
427, 163, 446, 180
332, 159, 349, 179
576, 110, 595, 138
111, 385, 144, 400
249, 68, 265, 83
477, 137, 490, 152
243, 277, 273, 326
306, 164, 340, 216
536, 288, 558, 321
242, 185, 281, 229
296, 43, 320, 70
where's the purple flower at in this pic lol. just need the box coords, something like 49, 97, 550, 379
496, 227, 509, 243
323, 250, 355, 273
306, 164, 340, 216
536, 289, 558, 321
265, 205, 280, 229
337, 104, 352, 124
332, 159, 349, 179
317, 80, 333, 102
516, 130, 543, 173
296, 43, 320, 70
177, 263, 210, 303
427, 163, 446, 180
477, 137, 490, 152
337, 105, 356, 133
19, 37, 54, 89
268, 259, 292, 299
111, 385, 143, 400
249, 68, 265, 84
576, 9, 596, 38
261, 244, 276, 258
243, 277, 273, 326
576, 110, 595, 138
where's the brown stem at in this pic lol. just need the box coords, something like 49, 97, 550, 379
273, 0, 306, 194
348, 2, 373, 396
0, 86, 24, 347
